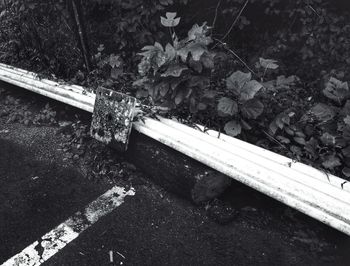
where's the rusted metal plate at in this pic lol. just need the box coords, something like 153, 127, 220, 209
90, 87, 136, 152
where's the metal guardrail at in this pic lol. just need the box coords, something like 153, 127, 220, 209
1, 63, 350, 236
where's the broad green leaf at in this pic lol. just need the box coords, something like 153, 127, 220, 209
217, 97, 238, 117
197, 103, 207, 110
241, 99, 264, 119
342, 100, 350, 116
276, 135, 291, 144
187, 23, 212, 45
309, 103, 336, 122
343, 145, 350, 158
165, 12, 177, 19
294, 137, 306, 145
320, 132, 336, 146
322, 155, 341, 169
276, 75, 299, 88
259, 58, 279, 69
108, 54, 123, 68
189, 58, 203, 73
165, 43, 176, 61
156, 82, 169, 97
189, 96, 197, 113
226, 71, 252, 96
154, 42, 164, 51
110, 67, 122, 79
178, 43, 206, 62
323, 77, 349, 102
188, 76, 210, 89
344, 115, 350, 126
269, 112, 290, 135
224, 120, 242, 137
175, 89, 185, 105
202, 90, 217, 99
342, 167, 350, 178
160, 12, 181, 27
136, 89, 149, 98
343, 125, 350, 141
239, 80, 263, 101
200, 52, 214, 69
161, 64, 188, 77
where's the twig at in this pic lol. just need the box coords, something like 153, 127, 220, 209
307, 4, 320, 17
116, 251, 126, 259
221, 0, 249, 41
213, 38, 257, 76
211, 0, 222, 32
262, 130, 288, 152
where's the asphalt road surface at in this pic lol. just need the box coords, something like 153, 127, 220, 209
0, 82, 349, 266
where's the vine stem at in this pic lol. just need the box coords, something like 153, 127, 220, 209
213, 38, 258, 76
211, 0, 222, 34
221, 0, 249, 41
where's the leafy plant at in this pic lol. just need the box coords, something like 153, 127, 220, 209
269, 76, 350, 177
218, 70, 264, 136
134, 12, 215, 113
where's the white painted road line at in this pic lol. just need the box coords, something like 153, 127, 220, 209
1, 186, 135, 266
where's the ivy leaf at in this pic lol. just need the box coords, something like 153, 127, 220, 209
259, 58, 279, 69
239, 80, 263, 101
322, 155, 342, 170
161, 64, 188, 77
241, 99, 264, 119
323, 77, 349, 103
224, 120, 242, 137
217, 97, 238, 117
226, 71, 252, 97
160, 12, 181, 27
342, 100, 350, 116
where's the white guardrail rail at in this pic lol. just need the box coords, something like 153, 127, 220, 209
1, 63, 350, 236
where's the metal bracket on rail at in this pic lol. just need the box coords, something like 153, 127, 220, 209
90, 87, 136, 152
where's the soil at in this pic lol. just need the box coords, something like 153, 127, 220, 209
0, 82, 349, 266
